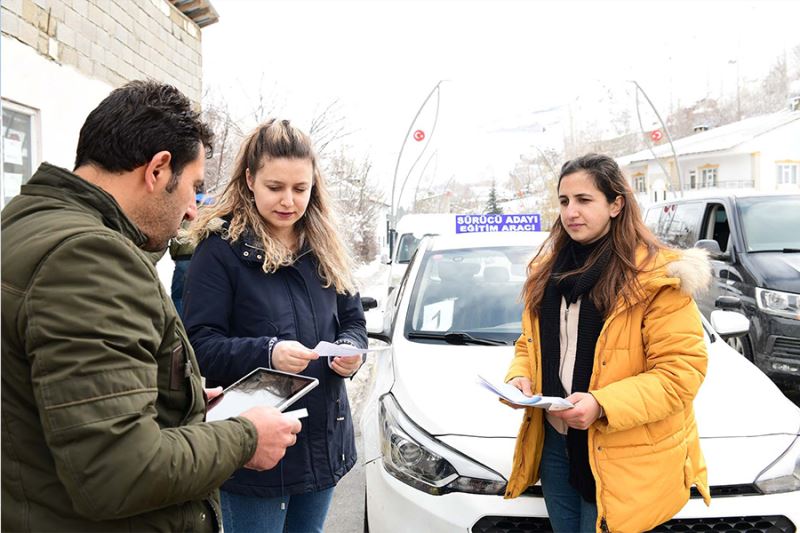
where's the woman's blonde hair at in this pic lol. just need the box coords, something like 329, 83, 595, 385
189, 119, 356, 294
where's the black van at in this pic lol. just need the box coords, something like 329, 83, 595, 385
644, 193, 800, 389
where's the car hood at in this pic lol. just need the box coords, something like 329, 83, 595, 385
744, 252, 800, 292
391, 337, 800, 439
391, 336, 800, 484
390, 342, 526, 438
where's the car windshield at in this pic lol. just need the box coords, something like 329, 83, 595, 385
405, 245, 536, 344
738, 196, 800, 252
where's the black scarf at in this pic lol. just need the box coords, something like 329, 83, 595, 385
539, 236, 610, 503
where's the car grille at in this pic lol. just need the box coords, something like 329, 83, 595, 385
521, 484, 759, 500
471, 515, 795, 533
773, 337, 800, 358
649, 515, 795, 532
472, 516, 551, 533
690, 483, 760, 498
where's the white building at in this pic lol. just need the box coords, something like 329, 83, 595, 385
617, 110, 800, 208
1, 0, 218, 207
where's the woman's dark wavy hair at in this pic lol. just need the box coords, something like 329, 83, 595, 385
522, 153, 664, 317
74, 80, 213, 192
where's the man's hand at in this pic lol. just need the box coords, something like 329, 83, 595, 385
501, 376, 533, 410
205, 386, 223, 403
239, 406, 302, 471
272, 341, 318, 373
549, 392, 601, 430
331, 354, 362, 377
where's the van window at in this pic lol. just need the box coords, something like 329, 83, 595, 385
396, 234, 421, 263
702, 204, 731, 252
660, 203, 705, 248
738, 196, 800, 252
644, 206, 661, 230
395, 232, 438, 263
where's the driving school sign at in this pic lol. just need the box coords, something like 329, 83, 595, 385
455, 214, 541, 233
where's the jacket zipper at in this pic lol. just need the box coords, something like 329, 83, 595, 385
601, 517, 609, 532
560, 302, 570, 380
283, 272, 319, 487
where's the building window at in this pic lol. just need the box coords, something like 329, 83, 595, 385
701, 167, 717, 188
688, 169, 697, 189
2, 100, 39, 206
633, 175, 646, 193
776, 163, 798, 185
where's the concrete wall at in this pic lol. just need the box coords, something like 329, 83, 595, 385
1, 0, 207, 206
1, 0, 204, 103
2, 35, 112, 172
741, 119, 800, 191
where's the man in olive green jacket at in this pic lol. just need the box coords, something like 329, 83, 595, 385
1, 81, 300, 532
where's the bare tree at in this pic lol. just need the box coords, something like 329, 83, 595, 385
506, 148, 560, 226
308, 99, 353, 161
326, 148, 384, 263
202, 92, 244, 194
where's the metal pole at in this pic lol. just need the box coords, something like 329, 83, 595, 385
413, 150, 439, 209
389, 80, 445, 230
630, 80, 684, 197
397, 86, 441, 209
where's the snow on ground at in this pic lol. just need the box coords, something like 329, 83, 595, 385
348, 259, 390, 426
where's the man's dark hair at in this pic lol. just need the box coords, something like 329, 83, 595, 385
75, 80, 213, 190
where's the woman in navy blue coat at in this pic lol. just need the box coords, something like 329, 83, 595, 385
183, 119, 367, 533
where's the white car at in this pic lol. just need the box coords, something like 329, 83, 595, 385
362, 232, 800, 533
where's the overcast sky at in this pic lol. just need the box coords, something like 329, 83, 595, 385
201, 0, 800, 205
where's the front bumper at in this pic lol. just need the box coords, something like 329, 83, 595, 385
753, 312, 800, 384
366, 461, 800, 533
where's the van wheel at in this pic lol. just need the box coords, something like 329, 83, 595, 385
727, 334, 754, 362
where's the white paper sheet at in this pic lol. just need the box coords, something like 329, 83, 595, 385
476, 374, 574, 411
312, 341, 390, 357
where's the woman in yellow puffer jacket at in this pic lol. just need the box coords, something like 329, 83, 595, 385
504, 154, 711, 533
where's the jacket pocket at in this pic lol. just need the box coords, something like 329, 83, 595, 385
330, 390, 355, 476
169, 342, 186, 391
644, 412, 682, 445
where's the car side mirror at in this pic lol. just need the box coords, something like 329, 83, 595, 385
380, 254, 391, 265
710, 310, 750, 340
361, 296, 379, 311
715, 295, 742, 310
695, 239, 730, 261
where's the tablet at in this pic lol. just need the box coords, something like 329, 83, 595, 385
206, 368, 318, 422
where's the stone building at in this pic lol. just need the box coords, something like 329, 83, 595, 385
1, 0, 218, 206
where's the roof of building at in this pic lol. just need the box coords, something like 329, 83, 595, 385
170, 0, 219, 27
618, 110, 800, 166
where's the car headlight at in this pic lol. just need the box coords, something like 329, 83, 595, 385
754, 432, 800, 494
378, 393, 507, 495
755, 287, 800, 320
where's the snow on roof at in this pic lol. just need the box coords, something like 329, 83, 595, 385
618, 110, 800, 166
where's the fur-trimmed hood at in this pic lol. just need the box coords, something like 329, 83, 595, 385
664, 247, 712, 297
630, 246, 713, 308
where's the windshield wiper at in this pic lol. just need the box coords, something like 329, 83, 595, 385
783, 248, 800, 253
407, 331, 508, 346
